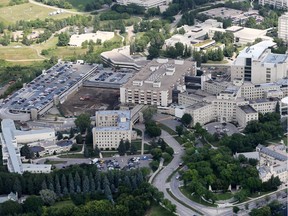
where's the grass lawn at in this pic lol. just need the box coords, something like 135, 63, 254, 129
146, 205, 176, 216
53, 200, 74, 207
0, 0, 10, 7
58, 153, 84, 158
45, 160, 67, 165
206, 60, 229, 64
0, 46, 42, 60
283, 137, 288, 146
174, 136, 184, 145
0, 3, 72, 24
214, 192, 234, 201
157, 123, 177, 136
101, 151, 117, 158
180, 187, 217, 207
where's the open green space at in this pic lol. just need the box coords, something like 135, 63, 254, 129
53, 200, 74, 208
44, 160, 67, 165
101, 151, 117, 158
214, 192, 234, 201
58, 153, 84, 158
180, 187, 217, 207
0, 46, 43, 60
157, 123, 177, 136
0, 0, 10, 7
0, 3, 72, 24
206, 60, 229, 64
146, 204, 176, 216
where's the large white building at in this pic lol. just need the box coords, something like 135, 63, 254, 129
278, 12, 288, 43
0, 119, 52, 174
116, 0, 171, 8
120, 58, 196, 107
259, 0, 288, 9
92, 110, 137, 150
231, 41, 288, 84
178, 74, 288, 127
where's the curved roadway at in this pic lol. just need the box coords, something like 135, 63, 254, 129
154, 130, 233, 216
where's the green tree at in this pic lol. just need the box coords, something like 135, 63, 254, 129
74, 113, 91, 134
20, 144, 33, 159
69, 128, 75, 139
57, 131, 63, 140
22, 195, 43, 214
0, 200, 22, 215
151, 148, 162, 161
39, 189, 57, 206
181, 113, 192, 126
176, 125, 184, 136
147, 46, 160, 60
130, 142, 137, 155
57, 32, 70, 46
233, 206, 240, 213
118, 139, 126, 156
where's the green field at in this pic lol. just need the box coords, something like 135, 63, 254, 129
66, 0, 94, 11
0, 0, 10, 7
0, 3, 72, 24
146, 205, 176, 216
0, 46, 43, 60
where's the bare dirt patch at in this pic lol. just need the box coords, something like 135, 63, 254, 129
60, 87, 120, 116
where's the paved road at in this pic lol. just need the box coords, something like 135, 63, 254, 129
153, 130, 200, 216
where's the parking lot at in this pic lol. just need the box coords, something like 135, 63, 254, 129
1, 62, 97, 114
40, 154, 151, 171
205, 122, 239, 136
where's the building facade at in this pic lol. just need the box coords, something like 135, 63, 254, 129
231, 41, 288, 85
116, 0, 172, 8
120, 59, 196, 107
278, 12, 288, 43
259, 0, 288, 9
0, 119, 52, 174
92, 110, 136, 150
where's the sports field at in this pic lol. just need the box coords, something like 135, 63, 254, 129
0, 3, 72, 23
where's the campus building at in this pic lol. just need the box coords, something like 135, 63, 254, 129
231, 41, 288, 84
0, 119, 52, 174
120, 58, 197, 107
92, 110, 137, 150
259, 0, 288, 9
278, 12, 288, 43
257, 144, 288, 183
116, 0, 171, 8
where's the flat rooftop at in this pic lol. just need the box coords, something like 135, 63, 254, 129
95, 110, 131, 131
239, 105, 257, 114
122, 59, 196, 91
186, 102, 210, 110
1, 62, 97, 114
263, 53, 288, 64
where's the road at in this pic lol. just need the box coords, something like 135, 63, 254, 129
153, 130, 200, 216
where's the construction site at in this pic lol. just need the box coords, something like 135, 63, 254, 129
60, 87, 120, 116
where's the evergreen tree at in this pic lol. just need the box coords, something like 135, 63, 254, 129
61, 175, 67, 193
276, 101, 280, 114
69, 174, 75, 194
47, 175, 54, 192
124, 176, 131, 190
82, 175, 90, 194
104, 184, 112, 200
74, 172, 81, 191
117, 139, 126, 156
13, 178, 22, 198
55, 175, 61, 196
125, 140, 131, 152
130, 143, 137, 155
63, 187, 69, 196
41, 180, 47, 190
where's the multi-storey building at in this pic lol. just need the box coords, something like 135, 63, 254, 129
0, 119, 52, 174
92, 110, 136, 150
116, 0, 172, 8
236, 105, 259, 128
259, 0, 288, 9
231, 41, 288, 85
120, 59, 196, 107
278, 12, 288, 43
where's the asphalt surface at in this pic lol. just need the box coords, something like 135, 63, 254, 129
153, 130, 200, 216
205, 122, 239, 136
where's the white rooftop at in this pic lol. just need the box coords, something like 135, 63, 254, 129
237, 41, 276, 60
